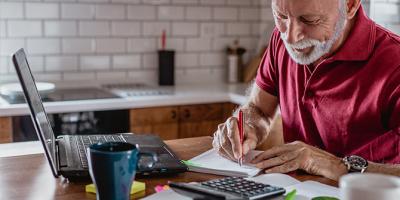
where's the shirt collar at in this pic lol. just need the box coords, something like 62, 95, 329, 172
331, 6, 376, 61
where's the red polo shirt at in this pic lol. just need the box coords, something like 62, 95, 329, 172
256, 7, 400, 164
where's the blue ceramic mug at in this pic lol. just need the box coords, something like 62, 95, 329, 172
87, 142, 158, 200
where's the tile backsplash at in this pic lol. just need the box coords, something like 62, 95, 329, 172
0, 0, 274, 85
0, 0, 395, 86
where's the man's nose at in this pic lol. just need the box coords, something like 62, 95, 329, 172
286, 20, 305, 44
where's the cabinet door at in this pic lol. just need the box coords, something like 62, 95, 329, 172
179, 104, 223, 138
0, 117, 12, 143
222, 103, 239, 121
130, 107, 179, 140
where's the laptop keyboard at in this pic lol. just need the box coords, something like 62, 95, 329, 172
76, 135, 125, 168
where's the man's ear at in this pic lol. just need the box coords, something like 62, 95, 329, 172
346, 0, 362, 19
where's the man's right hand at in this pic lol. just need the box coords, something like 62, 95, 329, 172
212, 116, 261, 161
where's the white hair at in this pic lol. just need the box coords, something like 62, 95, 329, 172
278, 0, 347, 65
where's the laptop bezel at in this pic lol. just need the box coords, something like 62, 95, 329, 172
12, 48, 59, 178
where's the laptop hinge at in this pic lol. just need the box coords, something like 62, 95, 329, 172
55, 139, 61, 172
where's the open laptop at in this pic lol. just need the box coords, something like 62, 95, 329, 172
12, 48, 187, 179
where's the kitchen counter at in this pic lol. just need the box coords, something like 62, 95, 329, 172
0, 83, 250, 117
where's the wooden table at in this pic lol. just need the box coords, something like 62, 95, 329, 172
0, 137, 337, 200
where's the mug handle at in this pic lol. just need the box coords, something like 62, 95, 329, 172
137, 151, 158, 171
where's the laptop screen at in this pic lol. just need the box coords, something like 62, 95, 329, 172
12, 49, 58, 177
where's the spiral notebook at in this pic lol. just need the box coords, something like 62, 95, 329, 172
185, 149, 263, 177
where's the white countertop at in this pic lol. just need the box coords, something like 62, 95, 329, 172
0, 83, 250, 117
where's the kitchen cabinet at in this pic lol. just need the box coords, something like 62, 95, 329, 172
0, 117, 12, 143
130, 107, 179, 140
130, 103, 239, 140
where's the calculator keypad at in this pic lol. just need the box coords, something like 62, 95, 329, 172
201, 177, 283, 198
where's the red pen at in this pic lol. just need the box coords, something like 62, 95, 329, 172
238, 110, 244, 166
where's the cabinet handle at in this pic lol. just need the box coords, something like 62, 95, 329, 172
184, 109, 191, 119
171, 110, 177, 119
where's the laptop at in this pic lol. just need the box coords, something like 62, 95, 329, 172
12, 48, 187, 179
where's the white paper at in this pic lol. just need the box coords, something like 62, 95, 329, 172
140, 189, 190, 200
248, 173, 301, 188
284, 181, 340, 199
188, 149, 262, 177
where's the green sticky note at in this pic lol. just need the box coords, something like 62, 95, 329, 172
285, 189, 297, 200
181, 160, 202, 167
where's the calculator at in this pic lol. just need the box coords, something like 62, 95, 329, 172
169, 177, 286, 200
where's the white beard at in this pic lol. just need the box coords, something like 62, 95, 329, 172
278, 1, 347, 65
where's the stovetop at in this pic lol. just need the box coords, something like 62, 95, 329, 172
1, 88, 120, 104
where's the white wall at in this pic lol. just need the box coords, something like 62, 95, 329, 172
0, 0, 274, 85
369, 0, 400, 34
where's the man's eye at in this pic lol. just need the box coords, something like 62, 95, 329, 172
300, 17, 320, 24
274, 12, 288, 20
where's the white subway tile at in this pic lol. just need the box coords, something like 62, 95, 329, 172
111, 0, 141, 3
128, 38, 157, 53
213, 7, 238, 21
27, 39, 60, 55
61, 4, 95, 19
186, 7, 212, 20
112, 22, 141, 36
172, 22, 198, 36
226, 22, 251, 36
8, 21, 42, 37
63, 72, 96, 81
28, 56, 45, 72
113, 54, 141, 69
26, 3, 59, 19
261, 8, 273, 21
142, 53, 157, 69
172, 0, 198, 5
96, 71, 127, 80
127, 5, 156, 20
34, 73, 63, 82
158, 6, 184, 20
0, 21, 6, 37
157, 38, 185, 51
0, 2, 24, 19
144, 0, 171, 5
226, 0, 251, 6
45, 21, 77, 36
96, 38, 126, 53
142, 22, 170, 36
79, 21, 110, 36
212, 37, 234, 51
95, 5, 125, 20
0, 39, 24, 56
200, 22, 225, 37
127, 70, 158, 84
199, 53, 225, 67
0, 57, 8, 74
176, 68, 225, 84
80, 56, 110, 70
46, 56, 78, 71
176, 53, 198, 68
240, 8, 260, 21
186, 38, 212, 51
200, 0, 225, 5
62, 38, 95, 54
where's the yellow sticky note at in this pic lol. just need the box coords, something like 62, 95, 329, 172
85, 181, 146, 195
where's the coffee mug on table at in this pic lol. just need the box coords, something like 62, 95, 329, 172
339, 173, 400, 200
87, 142, 158, 200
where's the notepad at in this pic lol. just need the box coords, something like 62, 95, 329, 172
85, 181, 146, 195
186, 149, 263, 177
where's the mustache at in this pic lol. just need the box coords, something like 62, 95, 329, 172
284, 38, 325, 50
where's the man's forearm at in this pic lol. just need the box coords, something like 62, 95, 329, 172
367, 162, 400, 177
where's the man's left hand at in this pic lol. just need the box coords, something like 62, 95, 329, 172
251, 141, 348, 181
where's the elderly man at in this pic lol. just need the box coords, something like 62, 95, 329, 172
213, 0, 400, 181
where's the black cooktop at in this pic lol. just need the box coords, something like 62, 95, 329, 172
1, 88, 120, 104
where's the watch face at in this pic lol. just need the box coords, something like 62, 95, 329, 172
348, 155, 368, 170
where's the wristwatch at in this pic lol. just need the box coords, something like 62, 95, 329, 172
342, 155, 368, 173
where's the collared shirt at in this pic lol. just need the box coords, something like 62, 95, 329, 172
256, 7, 400, 164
